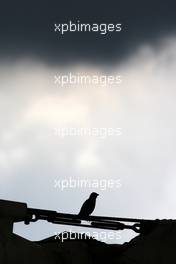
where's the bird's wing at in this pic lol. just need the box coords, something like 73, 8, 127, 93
79, 199, 90, 216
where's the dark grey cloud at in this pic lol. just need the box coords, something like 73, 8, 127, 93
0, 0, 176, 64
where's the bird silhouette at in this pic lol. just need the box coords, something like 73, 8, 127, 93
78, 192, 99, 219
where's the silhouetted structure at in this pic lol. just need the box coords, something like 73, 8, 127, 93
0, 199, 176, 263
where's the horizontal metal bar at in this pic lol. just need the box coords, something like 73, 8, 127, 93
27, 208, 155, 223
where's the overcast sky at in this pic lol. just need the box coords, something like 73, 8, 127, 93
1, 1, 176, 244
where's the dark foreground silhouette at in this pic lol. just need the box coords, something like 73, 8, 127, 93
0, 199, 176, 263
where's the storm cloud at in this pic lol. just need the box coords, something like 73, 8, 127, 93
0, 0, 176, 64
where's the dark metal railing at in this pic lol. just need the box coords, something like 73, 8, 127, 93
25, 208, 160, 234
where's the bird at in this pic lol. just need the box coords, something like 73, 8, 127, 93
78, 192, 99, 219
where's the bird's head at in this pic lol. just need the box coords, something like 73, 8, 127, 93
90, 192, 99, 199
